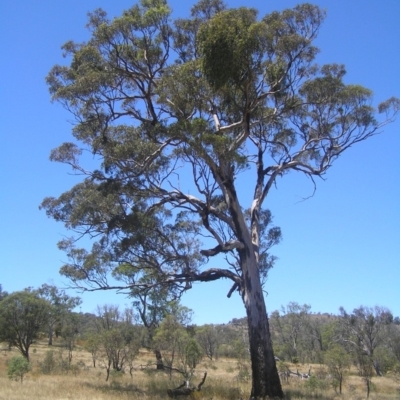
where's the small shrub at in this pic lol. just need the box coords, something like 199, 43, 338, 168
38, 350, 56, 374
304, 375, 319, 392
59, 357, 71, 373
7, 356, 31, 383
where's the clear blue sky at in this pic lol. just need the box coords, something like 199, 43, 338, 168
1, 0, 399, 325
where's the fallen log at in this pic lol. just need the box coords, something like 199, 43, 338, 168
167, 372, 207, 398
288, 367, 312, 379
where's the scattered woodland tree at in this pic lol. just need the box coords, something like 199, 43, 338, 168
196, 324, 220, 360
127, 278, 171, 368
154, 314, 184, 378
356, 350, 375, 399
270, 302, 312, 362
41, 0, 399, 397
154, 311, 200, 381
324, 345, 351, 394
60, 312, 81, 366
388, 325, 400, 365
113, 263, 191, 369
37, 284, 81, 345
83, 333, 100, 368
178, 336, 203, 382
94, 304, 124, 331
0, 290, 50, 360
339, 306, 393, 376
93, 305, 140, 381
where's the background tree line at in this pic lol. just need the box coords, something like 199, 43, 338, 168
1, 283, 399, 390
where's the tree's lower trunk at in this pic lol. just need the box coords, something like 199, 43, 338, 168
365, 377, 371, 398
48, 326, 53, 346
372, 359, 382, 376
241, 258, 284, 399
224, 181, 283, 398
155, 349, 164, 370
67, 348, 73, 365
21, 347, 30, 362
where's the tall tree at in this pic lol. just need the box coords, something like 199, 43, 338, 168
0, 290, 50, 360
41, 1, 399, 398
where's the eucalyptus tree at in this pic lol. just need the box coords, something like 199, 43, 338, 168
270, 302, 312, 363
0, 290, 50, 361
196, 324, 220, 360
41, 0, 399, 397
93, 305, 140, 380
37, 284, 81, 345
339, 306, 393, 376
154, 312, 201, 381
324, 345, 351, 395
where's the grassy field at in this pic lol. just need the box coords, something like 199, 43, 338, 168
1, 340, 399, 400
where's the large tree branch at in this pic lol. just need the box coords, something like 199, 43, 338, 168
200, 240, 244, 257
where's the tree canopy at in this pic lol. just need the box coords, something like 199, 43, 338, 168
0, 290, 50, 360
41, 1, 399, 397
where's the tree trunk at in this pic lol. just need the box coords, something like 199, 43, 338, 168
224, 178, 284, 399
241, 255, 284, 399
20, 346, 30, 362
48, 326, 53, 346
365, 377, 371, 398
372, 359, 383, 376
155, 349, 164, 370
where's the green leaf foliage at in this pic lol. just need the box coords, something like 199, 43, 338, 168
0, 290, 50, 361
7, 356, 31, 383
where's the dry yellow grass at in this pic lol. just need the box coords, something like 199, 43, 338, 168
1, 341, 399, 400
